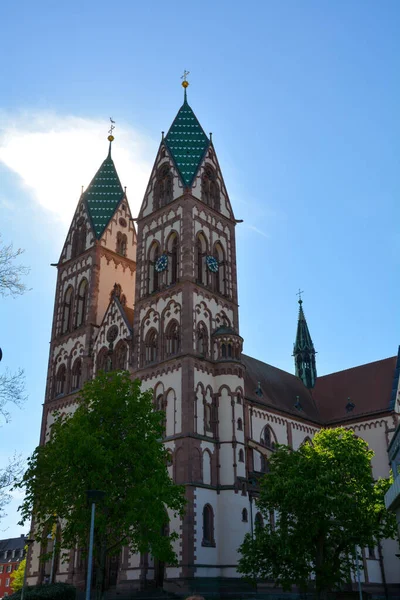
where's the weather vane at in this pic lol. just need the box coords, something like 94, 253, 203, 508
296, 289, 304, 303
181, 70, 190, 91
108, 117, 115, 142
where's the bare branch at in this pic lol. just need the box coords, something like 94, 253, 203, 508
0, 453, 24, 523
0, 235, 30, 298
0, 368, 27, 424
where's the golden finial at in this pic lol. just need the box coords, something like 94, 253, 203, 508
181, 70, 190, 89
108, 117, 115, 142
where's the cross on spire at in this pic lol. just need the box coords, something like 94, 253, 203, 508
296, 288, 304, 304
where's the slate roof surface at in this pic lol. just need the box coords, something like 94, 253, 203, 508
84, 148, 125, 239
165, 99, 209, 187
0, 536, 25, 563
242, 353, 398, 425
312, 356, 397, 423
242, 354, 320, 422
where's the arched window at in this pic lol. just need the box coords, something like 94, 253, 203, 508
166, 232, 179, 285
55, 365, 66, 397
255, 512, 264, 529
145, 329, 158, 364
196, 323, 208, 356
71, 222, 86, 258
75, 279, 88, 328
148, 242, 161, 294
228, 344, 233, 358
238, 449, 244, 462
221, 343, 227, 359
202, 504, 215, 546
116, 232, 127, 257
165, 320, 180, 357
214, 242, 226, 295
260, 454, 269, 473
114, 342, 128, 370
155, 394, 166, 432
204, 403, 212, 432
96, 347, 109, 373
236, 393, 242, 404
71, 359, 82, 391
201, 165, 220, 211
196, 233, 207, 285
154, 164, 173, 209
242, 508, 248, 522
261, 426, 275, 449
61, 287, 74, 334
237, 418, 243, 431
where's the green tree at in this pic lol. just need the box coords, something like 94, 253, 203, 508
10, 555, 26, 591
238, 428, 397, 598
16, 371, 186, 599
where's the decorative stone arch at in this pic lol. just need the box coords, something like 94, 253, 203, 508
300, 436, 313, 447
260, 424, 277, 449
164, 319, 180, 358
55, 364, 67, 397
144, 328, 158, 365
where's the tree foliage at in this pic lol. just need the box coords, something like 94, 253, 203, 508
10, 555, 26, 591
238, 428, 397, 596
16, 371, 186, 597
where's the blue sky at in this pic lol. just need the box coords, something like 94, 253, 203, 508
0, 0, 399, 537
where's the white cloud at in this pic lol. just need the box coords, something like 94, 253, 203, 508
0, 111, 155, 223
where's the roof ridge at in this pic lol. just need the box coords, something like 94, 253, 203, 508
317, 355, 397, 379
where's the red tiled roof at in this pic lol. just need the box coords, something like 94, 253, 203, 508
312, 356, 397, 423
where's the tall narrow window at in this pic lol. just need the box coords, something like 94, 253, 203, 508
214, 242, 226, 295
145, 329, 158, 364
97, 348, 109, 373
61, 287, 74, 334
114, 342, 128, 370
238, 449, 244, 462
255, 512, 264, 529
71, 221, 86, 258
262, 426, 275, 449
196, 233, 207, 285
201, 165, 220, 211
196, 323, 208, 356
55, 365, 66, 397
165, 321, 180, 357
202, 504, 215, 546
116, 232, 127, 257
75, 279, 88, 328
204, 403, 212, 431
237, 418, 243, 431
166, 232, 179, 285
148, 242, 161, 294
154, 164, 173, 209
242, 508, 248, 522
71, 359, 82, 391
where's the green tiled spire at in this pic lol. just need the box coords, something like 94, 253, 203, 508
165, 96, 210, 187
293, 298, 317, 389
84, 144, 125, 239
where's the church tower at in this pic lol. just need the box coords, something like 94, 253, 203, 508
132, 79, 246, 584
40, 135, 136, 448
293, 297, 317, 389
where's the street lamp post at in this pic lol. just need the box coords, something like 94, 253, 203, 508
21, 537, 34, 600
85, 491, 105, 600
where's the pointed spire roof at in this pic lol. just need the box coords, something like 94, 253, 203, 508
83, 143, 125, 239
294, 299, 315, 353
165, 91, 210, 187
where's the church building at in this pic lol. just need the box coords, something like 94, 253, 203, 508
27, 80, 400, 597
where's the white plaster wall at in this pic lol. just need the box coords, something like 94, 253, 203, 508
217, 489, 250, 571
352, 420, 391, 479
